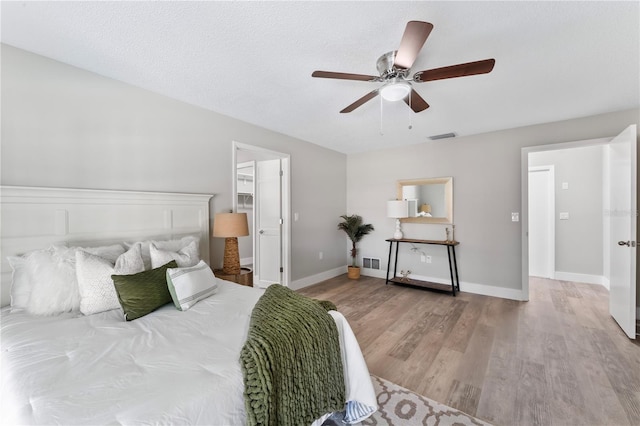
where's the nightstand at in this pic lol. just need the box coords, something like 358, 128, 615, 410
213, 267, 253, 287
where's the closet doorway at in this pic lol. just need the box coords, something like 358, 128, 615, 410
523, 138, 609, 298
521, 125, 637, 338
232, 142, 291, 288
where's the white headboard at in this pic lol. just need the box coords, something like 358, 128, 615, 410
1, 186, 214, 307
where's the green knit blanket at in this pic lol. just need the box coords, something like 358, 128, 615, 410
240, 284, 345, 426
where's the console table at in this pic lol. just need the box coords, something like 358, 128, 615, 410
385, 238, 460, 296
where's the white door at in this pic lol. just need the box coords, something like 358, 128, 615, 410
529, 166, 555, 278
609, 125, 637, 339
255, 159, 282, 287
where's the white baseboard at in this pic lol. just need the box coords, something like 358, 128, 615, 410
289, 265, 347, 290
360, 268, 388, 279
360, 269, 524, 301
460, 281, 525, 301
554, 271, 607, 287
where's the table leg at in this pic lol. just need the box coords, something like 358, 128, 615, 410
385, 241, 393, 284
393, 241, 400, 281
446, 246, 456, 296
452, 245, 460, 291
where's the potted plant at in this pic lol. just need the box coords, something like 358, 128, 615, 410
338, 214, 374, 279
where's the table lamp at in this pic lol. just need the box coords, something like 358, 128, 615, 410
387, 200, 409, 239
419, 204, 432, 217
212, 212, 249, 274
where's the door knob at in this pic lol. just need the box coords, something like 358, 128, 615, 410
618, 240, 631, 246
259, 230, 264, 234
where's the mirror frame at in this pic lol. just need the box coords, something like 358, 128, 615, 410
397, 177, 453, 224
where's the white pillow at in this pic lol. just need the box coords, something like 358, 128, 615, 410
8, 244, 127, 315
166, 260, 218, 311
76, 244, 145, 315
154, 235, 199, 252
8, 254, 33, 310
150, 240, 199, 268
26, 247, 80, 316
7, 245, 64, 311
125, 236, 199, 270
80, 244, 126, 263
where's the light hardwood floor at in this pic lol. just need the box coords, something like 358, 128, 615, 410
298, 275, 640, 426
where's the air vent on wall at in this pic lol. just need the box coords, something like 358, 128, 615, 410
429, 132, 456, 140
363, 257, 381, 270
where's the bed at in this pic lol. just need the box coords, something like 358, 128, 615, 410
0, 186, 376, 425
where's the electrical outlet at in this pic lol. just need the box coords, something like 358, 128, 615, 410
512, 212, 519, 222
319, 251, 323, 260
426, 256, 432, 264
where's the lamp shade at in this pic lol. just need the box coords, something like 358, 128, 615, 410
402, 185, 419, 200
212, 213, 249, 238
387, 200, 409, 219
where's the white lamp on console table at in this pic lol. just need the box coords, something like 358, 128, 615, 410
387, 200, 409, 239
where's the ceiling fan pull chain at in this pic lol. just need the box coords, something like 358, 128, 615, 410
408, 94, 413, 130
379, 96, 384, 136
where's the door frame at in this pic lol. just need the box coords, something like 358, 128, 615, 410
232, 141, 291, 287
528, 165, 556, 279
520, 137, 610, 300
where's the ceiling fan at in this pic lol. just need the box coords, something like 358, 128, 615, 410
312, 21, 495, 113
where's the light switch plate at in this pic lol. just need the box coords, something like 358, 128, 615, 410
560, 212, 569, 220
562, 182, 569, 190
512, 212, 519, 222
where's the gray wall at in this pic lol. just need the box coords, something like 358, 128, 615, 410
1, 44, 347, 283
529, 145, 604, 277
347, 108, 639, 303
3, 44, 638, 307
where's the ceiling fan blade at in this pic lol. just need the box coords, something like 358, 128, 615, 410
340, 89, 380, 113
413, 59, 496, 82
312, 71, 379, 82
404, 89, 429, 112
394, 21, 434, 70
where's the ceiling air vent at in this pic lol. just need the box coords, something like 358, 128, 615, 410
429, 132, 456, 140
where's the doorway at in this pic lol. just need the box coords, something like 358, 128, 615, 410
521, 126, 637, 339
523, 138, 609, 299
232, 142, 291, 288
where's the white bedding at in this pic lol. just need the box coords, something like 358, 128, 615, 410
1, 280, 375, 425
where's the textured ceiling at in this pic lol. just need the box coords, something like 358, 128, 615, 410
1, 1, 639, 154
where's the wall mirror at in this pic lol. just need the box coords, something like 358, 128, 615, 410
397, 177, 453, 224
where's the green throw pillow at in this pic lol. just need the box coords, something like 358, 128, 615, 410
112, 260, 177, 321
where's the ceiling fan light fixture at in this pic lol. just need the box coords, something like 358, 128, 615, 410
312, 21, 495, 114
380, 81, 411, 101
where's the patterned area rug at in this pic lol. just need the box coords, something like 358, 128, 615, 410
361, 375, 491, 426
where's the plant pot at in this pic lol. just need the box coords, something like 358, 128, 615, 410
347, 266, 361, 280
